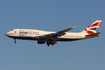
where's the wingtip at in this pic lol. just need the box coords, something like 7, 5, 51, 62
72, 25, 76, 28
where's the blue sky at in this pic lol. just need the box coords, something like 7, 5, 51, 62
0, 0, 105, 70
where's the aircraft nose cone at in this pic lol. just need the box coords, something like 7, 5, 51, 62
5, 33, 9, 36
5, 33, 8, 36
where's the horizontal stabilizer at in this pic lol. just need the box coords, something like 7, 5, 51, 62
86, 32, 101, 37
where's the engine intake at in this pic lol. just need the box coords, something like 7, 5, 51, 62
51, 33, 58, 37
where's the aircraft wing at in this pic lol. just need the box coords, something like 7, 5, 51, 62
57, 25, 76, 34
33, 26, 76, 40
57, 25, 76, 36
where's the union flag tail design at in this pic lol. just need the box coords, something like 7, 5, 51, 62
81, 20, 102, 37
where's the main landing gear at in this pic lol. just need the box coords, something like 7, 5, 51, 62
14, 39, 16, 43
47, 41, 55, 46
47, 41, 50, 46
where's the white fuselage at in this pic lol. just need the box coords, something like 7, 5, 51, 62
5, 20, 101, 46
5, 29, 88, 42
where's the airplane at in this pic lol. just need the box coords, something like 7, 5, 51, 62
5, 20, 102, 46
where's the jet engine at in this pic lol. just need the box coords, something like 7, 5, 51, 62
37, 41, 45, 44
38, 36, 45, 40
51, 33, 58, 37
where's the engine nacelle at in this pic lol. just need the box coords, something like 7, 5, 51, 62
51, 33, 58, 37
38, 36, 45, 40
37, 41, 45, 44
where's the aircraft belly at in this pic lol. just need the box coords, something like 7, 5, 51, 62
8, 36, 37, 40
57, 38, 81, 41
8, 35, 81, 42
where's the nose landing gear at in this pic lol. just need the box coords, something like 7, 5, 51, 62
14, 39, 16, 43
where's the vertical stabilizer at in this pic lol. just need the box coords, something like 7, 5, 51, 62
81, 20, 102, 37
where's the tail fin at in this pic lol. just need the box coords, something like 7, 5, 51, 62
81, 20, 102, 37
